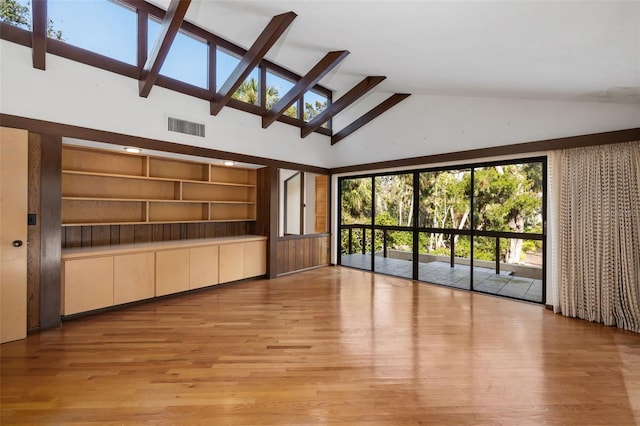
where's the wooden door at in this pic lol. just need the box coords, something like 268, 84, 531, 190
1, 127, 28, 343
314, 175, 328, 233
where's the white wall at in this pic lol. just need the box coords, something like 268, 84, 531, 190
331, 92, 640, 168
0, 41, 334, 168
2, 40, 638, 170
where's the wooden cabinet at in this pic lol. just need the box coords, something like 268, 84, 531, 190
61, 145, 257, 226
244, 240, 267, 278
156, 249, 190, 297
61, 236, 267, 316
189, 246, 219, 290
219, 244, 244, 283
114, 253, 155, 305
63, 257, 114, 315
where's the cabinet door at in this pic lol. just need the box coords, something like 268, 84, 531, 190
114, 252, 155, 305
243, 240, 267, 278
155, 249, 190, 296
219, 244, 244, 283
64, 257, 114, 315
190, 246, 219, 289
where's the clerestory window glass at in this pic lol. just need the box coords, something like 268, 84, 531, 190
216, 48, 260, 105
48, 0, 137, 64
303, 90, 330, 128
1, 0, 31, 31
266, 70, 298, 118
148, 17, 208, 89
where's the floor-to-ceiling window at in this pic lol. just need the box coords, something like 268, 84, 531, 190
339, 157, 546, 304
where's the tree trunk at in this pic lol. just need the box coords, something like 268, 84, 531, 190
505, 214, 524, 263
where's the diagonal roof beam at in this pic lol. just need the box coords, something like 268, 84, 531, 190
301, 76, 386, 138
210, 11, 297, 116
139, 0, 191, 98
262, 50, 350, 129
331, 93, 411, 145
31, 0, 47, 70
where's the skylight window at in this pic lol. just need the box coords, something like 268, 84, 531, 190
48, 0, 137, 64
148, 18, 208, 89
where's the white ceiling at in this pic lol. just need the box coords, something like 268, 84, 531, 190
152, 0, 640, 106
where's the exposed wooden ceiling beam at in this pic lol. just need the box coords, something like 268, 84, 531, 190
262, 50, 350, 129
300, 76, 386, 138
139, 0, 191, 98
31, 0, 47, 70
210, 12, 297, 116
331, 94, 411, 145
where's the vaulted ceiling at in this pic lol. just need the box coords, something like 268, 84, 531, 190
150, 0, 639, 107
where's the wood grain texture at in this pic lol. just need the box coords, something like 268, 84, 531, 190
39, 134, 61, 330
27, 133, 42, 330
1, 266, 639, 424
277, 235, 330, 275
63, 221, 258, 248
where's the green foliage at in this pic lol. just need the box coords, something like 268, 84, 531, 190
1, 0, 29, 28
0, 0, 65, 40
340, 162, 543, 264
303, 100, 327, 122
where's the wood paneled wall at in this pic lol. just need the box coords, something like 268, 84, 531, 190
39, 134, 62, 330
27, 134, 41, 331
61, 222, 256, 249
277, 234, 330, 275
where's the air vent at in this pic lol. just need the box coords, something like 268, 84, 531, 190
168, 116, 205, 137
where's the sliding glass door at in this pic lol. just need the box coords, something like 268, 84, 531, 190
338, 158, 546, 304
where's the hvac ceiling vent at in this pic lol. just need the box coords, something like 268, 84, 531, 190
168, 116, 205, 137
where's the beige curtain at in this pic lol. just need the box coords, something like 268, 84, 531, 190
557, 141, 640, 333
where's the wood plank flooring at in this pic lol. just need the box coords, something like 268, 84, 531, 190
2, 266, 639, 425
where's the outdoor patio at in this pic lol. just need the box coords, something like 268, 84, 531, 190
340, 253, 543, 303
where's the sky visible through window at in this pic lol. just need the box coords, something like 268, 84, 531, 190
13, 0, 329, 121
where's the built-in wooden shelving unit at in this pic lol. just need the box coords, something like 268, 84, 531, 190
61, 145, 257, 226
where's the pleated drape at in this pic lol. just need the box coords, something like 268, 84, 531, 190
557, 141, 640, 333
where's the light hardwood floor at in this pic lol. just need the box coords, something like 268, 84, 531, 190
2, 266, 639, 425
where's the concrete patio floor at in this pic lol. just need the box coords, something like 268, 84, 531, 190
340, 253, 543, 303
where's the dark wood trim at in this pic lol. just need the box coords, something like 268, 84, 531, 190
139, 0, 191, 98
331, 93, 411, 145
27, 133, 42, 331
210, 12, 297, 115
0, 9, 332, 136
39, 134, 62, 330
269, 166, 279, 279
301, 76, 386, 138
330, 127, 640, 174
31, 0, 47, 70
277, 232, 330, 241
0, 114, 330, 174
276, 234, 330, 275
0, 21, 32, 47
137, 9, 148, 72
47, 38, 140, 79
299, 172, 305, 234
262, 51, 350, 129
